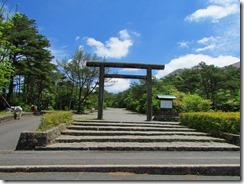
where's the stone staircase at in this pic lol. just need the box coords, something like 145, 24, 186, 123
39, 120, 240, 151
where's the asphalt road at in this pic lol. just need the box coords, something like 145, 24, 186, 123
0, 115, 41, 151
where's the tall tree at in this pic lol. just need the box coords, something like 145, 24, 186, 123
197, 62, 223, 109
0, 5, 14, 106
58, 49, 103, 113
3, 13, 54, 104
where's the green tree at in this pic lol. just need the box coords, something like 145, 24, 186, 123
197, 62, 223, 109
214, 66, 240, 111
0, 6, 14, 94
0, 59, 13, 92
57, 49, 103, 113
3, 13, 54, 105
182, 94, 211, 112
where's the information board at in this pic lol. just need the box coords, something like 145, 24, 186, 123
160, 100, 173, 109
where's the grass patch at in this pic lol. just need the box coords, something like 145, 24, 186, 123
0, 111, 13, 117
38, 111, 73, 131
179, 112, 240, 135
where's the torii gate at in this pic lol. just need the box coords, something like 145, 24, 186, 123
86, 62, 165, 121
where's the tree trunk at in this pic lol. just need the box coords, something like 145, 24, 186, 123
6, 75, 14, 103
77, 87, 82, 114
68, 84, 74, 110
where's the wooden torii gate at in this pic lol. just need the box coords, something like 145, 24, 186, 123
86, 62, 165, 121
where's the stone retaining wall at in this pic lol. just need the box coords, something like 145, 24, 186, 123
15, 124, 66, 150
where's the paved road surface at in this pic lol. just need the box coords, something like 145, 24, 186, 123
0, 115, 41, 151
74, 108, 148, 122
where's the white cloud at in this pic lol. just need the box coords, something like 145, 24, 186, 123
194, 15, 239, 56
75, 36, 80, 41
86, 29, 134, 59
119, 68, 141, 72
177, 41, 190, 48
119, 29, 131, 40
196, 36, 217, 52
48, 46, 69, 64
105, 78, 131, 93
197, 36, 217, 45
196, 44, 216, 52
209, 0, 238, 6
155, 54, 239, 78
184, 10, 240, 56
185, 0, 239, 23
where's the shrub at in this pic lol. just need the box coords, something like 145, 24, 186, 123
182, 94, 211, 112
179, 112, 240, 135
38, 111, 73, 131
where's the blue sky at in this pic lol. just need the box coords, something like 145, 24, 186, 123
5, 0, 241, 93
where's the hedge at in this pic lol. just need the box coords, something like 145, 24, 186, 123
179, 112, 240, 135
38, 111, 73, 131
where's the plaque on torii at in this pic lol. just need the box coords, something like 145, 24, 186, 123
86, 61, 165, 121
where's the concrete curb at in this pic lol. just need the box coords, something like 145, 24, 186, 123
0, 164, 239, 176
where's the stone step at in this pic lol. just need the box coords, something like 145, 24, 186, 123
74, 120, 181, 126
61, 129, 208, 136
38, 141, 240, 151
39, 119, 240, 152
0, 164, 239, 176
72, 121, 183, 128
55, 135, 226, 143
66, 125, 196, 132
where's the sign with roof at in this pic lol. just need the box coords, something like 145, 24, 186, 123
154, 94, 178, 121
156, 95, 176, 109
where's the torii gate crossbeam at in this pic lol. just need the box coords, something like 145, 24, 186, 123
86, 61, 165, 121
